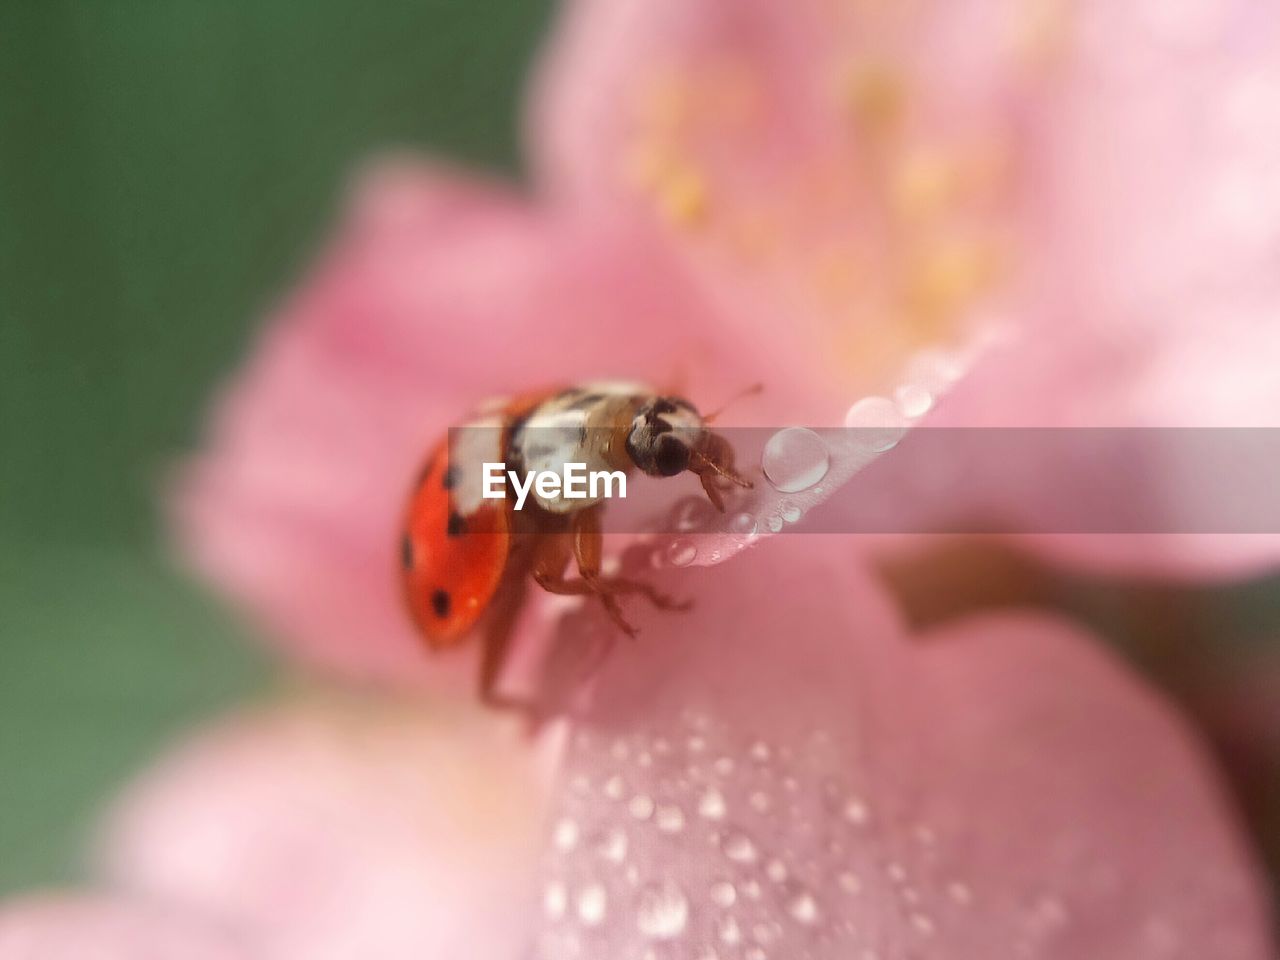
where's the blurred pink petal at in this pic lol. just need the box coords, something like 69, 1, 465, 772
173, 158, 783, 689
530, 536, 1274, 959
531, 0, 1027, 408
0, 894, 247, 959
96, 698, 548, 960
529, 0, 1280, 575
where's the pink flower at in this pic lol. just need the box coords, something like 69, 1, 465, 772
68, 539, 1274, 959
9, 0, 1276, 956
0, 894, 249, 959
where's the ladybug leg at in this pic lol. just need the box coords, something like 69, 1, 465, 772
532, 527, 637, 638
478, 563, 541, 720
573, 507, 693, 614
529, 509, 693, 638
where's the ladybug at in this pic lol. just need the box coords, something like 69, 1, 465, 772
400, 382, 754, 709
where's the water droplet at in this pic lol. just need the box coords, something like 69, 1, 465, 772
948, 881, 972, 905
603, 775, 625, 800
687, 734, 707, 753
842, 798, 870, 824
910, 912, 936, 936
895, 383, 934, 418
674, 496, 717, 531
780, 502, 803, 523
544, 881, 568, 919
699, 787, 727, 820
765, 859, 788, 882
666, 539, 697, 567
636, 879, 689, 939
730, 512, 758, 536
762, 427, 830, 493
718, 915, 743, 945
576, 883, 608, 926
765, 515, 784, 533
749, 740, 772, 762
886, 862, 907, 883
656, 804, 686, 833
629, 794, 656, 820
597, 829, 629, 863
724, 831, 759, 863
787, 890, 821, 925
749, 791, 772, 814
553, 817, 580, 851
710, 880, 737, 907
741, 879, 762, 900
838, 871, 863, 895
844, 396, 907, 450
713, 756, 735, 776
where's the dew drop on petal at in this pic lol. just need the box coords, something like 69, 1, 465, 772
842, 796, 870, 824
844, 396, 907, 450
838, 871, 863, 895
718, 915, 743, 945
603, 775, 625, 800
724, 831, 759, 863
576, 883, 608, 926
762, 427, 830, 492
766, 515, 784, 533
597, 829, 629, 863
786, 890, 822, 926
629, 794, 656, 820
765, 858, 787, 882
699, 787, 728, 820
636, 880, 690, 939
656, 804, 686, 833
710, 880, 738, 907
780, 502, 803, 524
730, 513, 758, 536
666, 539, 698, 567
544, 881, 568, 919
553, 817, 580, 851
895, 383, 935, 418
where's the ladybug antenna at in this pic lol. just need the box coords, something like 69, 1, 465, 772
690, 448, 753, 488
702, 382, 764, 424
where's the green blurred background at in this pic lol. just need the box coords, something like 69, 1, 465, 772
0, 0, 549, 893
1, 0, 1277, 910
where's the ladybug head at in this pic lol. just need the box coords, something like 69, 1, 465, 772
625, 396, 705, 478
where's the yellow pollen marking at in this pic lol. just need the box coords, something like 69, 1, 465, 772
656, 164, 709, 228
904, 239, 1001, 327
841, 63, 906, 135
890, 150, 959, 222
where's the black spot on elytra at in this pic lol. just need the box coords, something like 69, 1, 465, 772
431, 589, 451, 619
442, 465, 460, 490
400, 534, 413, 570
447, 513, 465, 537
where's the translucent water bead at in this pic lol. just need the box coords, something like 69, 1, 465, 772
762, 427, 830, 493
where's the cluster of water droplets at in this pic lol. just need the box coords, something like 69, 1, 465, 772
528, 710, 1006, 960
653, 341, 984, 569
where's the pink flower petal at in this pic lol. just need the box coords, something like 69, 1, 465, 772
96, 699, 549, 960
173, 159, 771, 688
0, 894, 247, 959
529, 0, 1280, 576
529, 536, 1274, 959
530, 0, 1034, 404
